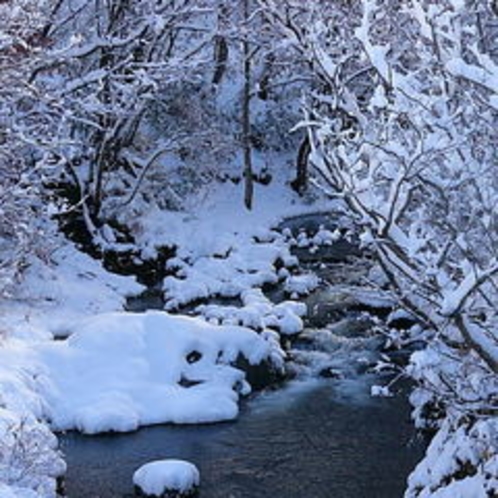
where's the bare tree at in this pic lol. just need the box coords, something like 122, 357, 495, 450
34, 0, 218, 240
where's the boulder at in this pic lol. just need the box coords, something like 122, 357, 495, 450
133, 460, 199, 498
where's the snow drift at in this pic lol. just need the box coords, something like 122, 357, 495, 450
36, 311, 274, 434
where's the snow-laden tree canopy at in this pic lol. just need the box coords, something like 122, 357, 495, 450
276, 1, 498, 495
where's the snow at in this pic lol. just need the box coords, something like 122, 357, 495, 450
0, 124, 492, 497
196, 288, 305, 337
0, 239, 143, 340
370, 385, 393, 397
151, 180, 326, 332
406, 417, 497, 498
446, 57, 498, 96
0, 342, 65, 498
126, 170, 332, 261
163, 240, 291, 310
284, 273, 320, 296
406, 336, 498, 498
133, 460, 199, 496
355, 0, 392, 85
0, 484, 40, 498
0, 224, 146, 495
0, 165, 335, 495
35, 311, 272, 434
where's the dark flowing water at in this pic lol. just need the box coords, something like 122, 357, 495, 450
61, 213, 426, 497
61, 375, 425, 498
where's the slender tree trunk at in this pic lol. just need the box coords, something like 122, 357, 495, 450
291, 135, 310, 194
242, 0, 253, 210
213, 35, 228, 85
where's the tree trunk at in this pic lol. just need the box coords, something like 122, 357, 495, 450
242, 0, 253, 210
291, 135, 310, 194
213, 35, 228, 85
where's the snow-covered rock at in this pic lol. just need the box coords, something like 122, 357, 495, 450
370, 385, 393, 398
284, 273, 319, 296
133, 460, 199, 497
35, 311, 272, 434
163, 240, 295, 311
196, 288, 306, 337
312, 226, 342, 246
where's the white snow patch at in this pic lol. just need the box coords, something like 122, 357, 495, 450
133, 460, 199, 496
196, 288, 305, 338
126, 168, 337, 260
163, 239, 296, 311
1, 241, 143, 340
35, 311, 271, 434
370, 385, 393, 398
284, 273, 320, 296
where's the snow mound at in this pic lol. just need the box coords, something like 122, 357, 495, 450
163, 239, 296, 311
133, 460, 199, 497
197, 288, 306, 337
36, 311, 272, 434
284, 273, 320, 296
290, 225, 343, 249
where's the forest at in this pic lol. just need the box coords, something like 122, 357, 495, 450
0, 1, 497, 497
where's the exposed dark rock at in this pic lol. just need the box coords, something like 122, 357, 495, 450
234, 355, 286, 391
388, 316, 418, 330
186, 351, 202, 364
126, 287, 165, 312
56, 476, 66, 496
178, 377, 203, 388
134, 485, 199, 498
318, 366, 343, 379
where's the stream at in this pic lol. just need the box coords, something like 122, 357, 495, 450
60, 213, 427, 497
61, 378, 425, 498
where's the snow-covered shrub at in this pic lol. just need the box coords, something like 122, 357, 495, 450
0, 338, 66, 498
0, 410, 65, 498
406, 416, 498, 498
0, 0, 56, 296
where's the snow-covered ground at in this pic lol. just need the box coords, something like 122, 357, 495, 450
37, 311, 276, 434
